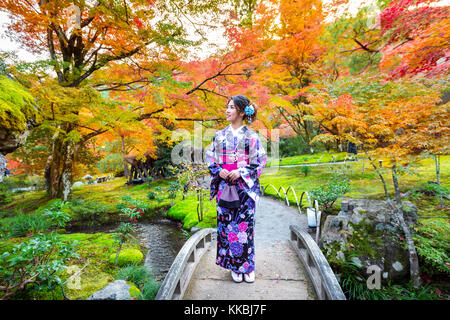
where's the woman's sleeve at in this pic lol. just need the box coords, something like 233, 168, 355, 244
205, 132, 222, 200
238, 134, 267, 189
205, 133, 222, 176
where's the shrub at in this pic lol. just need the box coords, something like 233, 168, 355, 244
117, 195, 150, 213
69, 199, 112, 225
117, 265, 152, 287
112, 222, 138, 264
0, 232, 79, 299
109, 248, 144, 266
412, 220, 450, 276
419, 183, 449, 198
116, 265, 161, 300
42, 209, 71, 229
310, 174, 350, 212
139, 278, 161, 300
300, 166, 311, 177
0, 212, 52, 238
0, 190, 12, 206
128, 282, 141, 299
278, 135, 316, 157
147, 191, 157, 200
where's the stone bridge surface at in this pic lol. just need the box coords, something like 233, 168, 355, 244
183, 196, 315, 300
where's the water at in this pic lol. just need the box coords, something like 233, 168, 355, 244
134, 219, 187, 281
66, 217, 187, 282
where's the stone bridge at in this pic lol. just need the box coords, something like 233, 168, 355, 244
155, 195, 346, 300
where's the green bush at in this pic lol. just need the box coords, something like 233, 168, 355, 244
0, 174, 43, 190
0, 212, 52, 238
278, 135, 317, 157
139, 278, 161, 300
310, 174, 350, 212
117, 265, 152, 287
128, 282, 141, 299
0, 190, 12, 206
419, 183, 449, 198
301, 166, 311, 177
109, 248, 144, 266
69, 198, 112, 225
116, 265, 161, 300
117, 195, 151, 213
0, 232, 79, 299
413, 220, 450, 275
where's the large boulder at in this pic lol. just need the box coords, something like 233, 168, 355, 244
0, 153, 6, 183
0, 70, 41, 181
320, 198, 418, 281
88, 280, 131, 300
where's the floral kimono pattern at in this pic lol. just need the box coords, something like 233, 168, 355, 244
205, 124, 267, 274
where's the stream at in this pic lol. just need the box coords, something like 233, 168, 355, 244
67, 216, 187, 282
134, 218, 187, 281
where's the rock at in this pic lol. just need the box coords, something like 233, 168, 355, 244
320, 198, 418, 282
73, 181, 84, 187
0, 153, 6, 183
190, 226, 200, 234
392, 261, 404, 272
88, 280, 131, 300
0, 74, 40, 157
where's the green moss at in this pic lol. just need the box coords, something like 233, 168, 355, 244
165, 191, 217, 229
57, 232, 142, 299
0, 75, 40, 132
109, 248, 144, 266
261, 155, 450, 210
63, 267, 113, 300
346, 218, 384, 260
268, 152, 349, 167
127, 281, 141, 299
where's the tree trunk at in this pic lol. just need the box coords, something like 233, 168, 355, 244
390, 163, 421, 288
115, 242, 123, 265
391, 163, 402, 206
59, 140, 75, 201
435, 154, 440, 185
390, 202, 421, 288
121, 135, 129, 178
367, 154, 389, 200
45, 134, 63, 198
435, 155, 443, 206
44, 126, 75, 201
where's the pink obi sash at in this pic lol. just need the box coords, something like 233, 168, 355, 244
220, 163, 238, 171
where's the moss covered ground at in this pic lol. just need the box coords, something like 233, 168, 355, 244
1, 154, 448, 300
260, 155, 450, 219
267, 151, 350, 167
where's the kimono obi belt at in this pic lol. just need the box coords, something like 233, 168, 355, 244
218, 162, 240, 209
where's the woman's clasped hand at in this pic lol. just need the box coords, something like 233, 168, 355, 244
219, 168, 241, 182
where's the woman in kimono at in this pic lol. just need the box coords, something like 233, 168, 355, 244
205, 95, 267, 283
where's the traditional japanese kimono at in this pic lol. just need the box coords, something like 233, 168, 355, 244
205, 124, 267, 274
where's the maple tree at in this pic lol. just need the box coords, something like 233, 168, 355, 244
378, 0, 449, 78
308, 72, 449, 288
223, 0, 327, 151
0, 0, 228, 200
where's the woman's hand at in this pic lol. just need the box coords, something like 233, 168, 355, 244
219, 169, 230, 180
227, 170, 241, 182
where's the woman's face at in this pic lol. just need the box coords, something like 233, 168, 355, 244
226, 99, 244, 123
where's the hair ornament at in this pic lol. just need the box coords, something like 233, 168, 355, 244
244, 104, 255, 123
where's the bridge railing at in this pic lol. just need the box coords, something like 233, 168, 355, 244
155, 228, 216, 300
260, 184, 312, 215
289, 225, 346, 300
